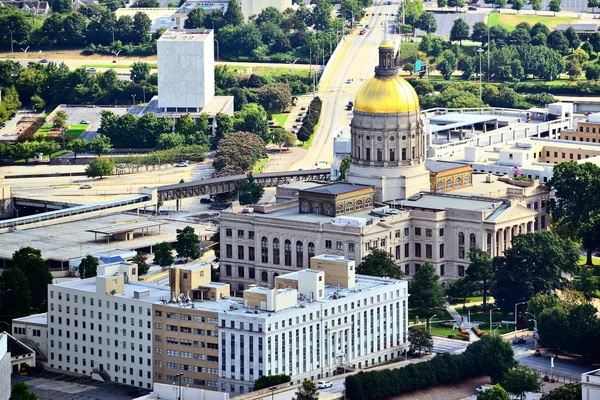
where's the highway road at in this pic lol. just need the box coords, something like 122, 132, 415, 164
290, 2, 400, 171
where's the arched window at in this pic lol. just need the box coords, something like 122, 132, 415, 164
346, 201, 354, 212
261, 237, 268, 263
337, 204, 344, 214
455, 177, 462, 187
261, 271, 268, 282
470, 233, 476, 250
284, 239, 292, 266
356, 200, 363, 210
436, 181, 443, 192
301, 201, 310, 212
464, 175, 471, 185
365, 198, 373, 208
446, 179, 453, 189
308, 242, 315, 259
313, 202, 322, 214
324, 204, 333, 216
273, 238, 280, 265
458, 232, 465, 259
296, 241, 304, 268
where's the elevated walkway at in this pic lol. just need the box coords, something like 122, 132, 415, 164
0, 193, 154, 232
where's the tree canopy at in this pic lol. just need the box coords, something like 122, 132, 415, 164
175, 226, 200, 261
408, 262, 445, 325
78, 255, 99, 279
153, 242, 175, 268
357, 248, 404, 279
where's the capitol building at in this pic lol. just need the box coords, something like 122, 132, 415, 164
219, 37, 549, 293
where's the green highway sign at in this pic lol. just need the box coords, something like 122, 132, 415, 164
415, 60, 422, 72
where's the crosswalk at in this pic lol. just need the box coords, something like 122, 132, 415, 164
432, 339, 469, 355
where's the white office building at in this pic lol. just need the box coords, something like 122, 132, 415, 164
12, 313, 48, 363
47, 270, 171, 389
0, 334, 10, 400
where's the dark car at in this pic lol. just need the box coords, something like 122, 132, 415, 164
512, 337, 526, 345
468, 5, 477, 10
200, 198, 213, 204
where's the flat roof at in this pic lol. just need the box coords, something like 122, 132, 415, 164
13, 313, 48, 326
55, 277, 171, 304
87, 220, 165, 235
404, 193, 503, 212
425, 159, 469, 173
201, 96, 234, 116
162, 274, 406, 317
301, 182, 372, 195
427, 113, 499, 133
158, 28, 213, 42
0, 214, 213, 262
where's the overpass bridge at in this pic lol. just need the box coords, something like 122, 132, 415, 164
156, 169, 331, 202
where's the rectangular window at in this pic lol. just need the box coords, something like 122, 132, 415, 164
238, 246, 244, 260
225, 228, 232, 237
249, 231, 255, 240
415, 243, 421, 258
249, 267, 255, 280
325, 240, 332, 249
425, 229, 432, 237
404, 243, 409, 257
238, 266, 244, 278
439, 243, 444, 258
440, 264, 445, 276
390, 149, 395, 162
395, 245, 401, 260
336, 241, 343, 250
415, 227, 421, 236
248, 247, 255, 261
237, 230, 244, 238
225, 265, 232, 276
226, 245, 232, 258
366, 148, 371, 161
377, 149, 382, 162
425, 244, 432, 259
458, 265, 465, 277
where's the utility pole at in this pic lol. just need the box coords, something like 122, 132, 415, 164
477, 48, 483, 107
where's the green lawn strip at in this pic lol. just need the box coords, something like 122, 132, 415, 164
36, 124, 54, 137
409, 324, 458, 338
487, 13, 579, 32
49, 150, 69, 158
252, 156, 268, 174
408, 308, 452, 325
65, 124, 88, 139
82, 63, 158, 69
578, 254, 600, 265
272, 113, 289, 127
300, 122, 319, 150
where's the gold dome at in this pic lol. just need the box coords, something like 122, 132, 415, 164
354, 76, 420, 114
379, 39, 394, 49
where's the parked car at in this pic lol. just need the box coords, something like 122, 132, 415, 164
86, 67, 97, 72
512, 337, 527, 345
317, 381, 333, 389
0, 123, 6, 128
39, 59, 48, 63
359, 29, 366, 35
468, 5, 477, 10
80, 120, 90, 124
80, 184, 92, 189
476, 385, 492, 393
200, 198, 213, 204
174, 162, 188, 167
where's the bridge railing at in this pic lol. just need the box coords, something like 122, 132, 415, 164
0, 195, 151, 230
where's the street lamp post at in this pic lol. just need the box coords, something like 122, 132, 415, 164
514, 302, 526, 332
9, 30, 14, 53
526, 311, 537, 348
269, 386, 276, 400
429, 314, 437, 333
489, 307, 499, 335
477, 48, 484, 108
112, 49, 122, 64
21, 46, 30, 54
131, 94, 136, 106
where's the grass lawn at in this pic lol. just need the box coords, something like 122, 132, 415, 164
65, 124, 88, 139
36, 124, 54, 137
228, 65, 310, 78
50, 150, 69, 158
487, 13, 579, 31
272, 113, 289, 127
82, 63, 158, 69
410, 324, 458, 338
578, 255, 600, 266
252, 156, 268, 174
398, 42, 419, 64
408, 308, 452, 325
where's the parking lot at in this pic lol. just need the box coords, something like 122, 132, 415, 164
12, 371, 135, 400
416, 12, 485, 37
62, 106, 128, 141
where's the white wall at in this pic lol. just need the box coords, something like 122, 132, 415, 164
0, 334, 10, 400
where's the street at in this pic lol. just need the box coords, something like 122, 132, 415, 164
290, 2, 400, 170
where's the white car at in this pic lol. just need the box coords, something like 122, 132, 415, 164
317, 380, 332, 389
174, 162, 188, 167
80, 120, 90, 124
476, 385, 493, 393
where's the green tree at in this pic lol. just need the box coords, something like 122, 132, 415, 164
132, 252, 149, 275
337, 155, 350, 181
85, 157, 114, 179
270, 128, 294, 150
408, 328, 433, 355
512, 0, 524, 11
253, 374, 291, 390
564, 26, 581, 50
537, 307, 568, 356
491, 231, 579, 312
175, 226, 200, 261
89, 134, 112, 156
357, 248, 404, 279
293, 379, 319, 400
531, 0, 542, 12
257, 83, 292, 114
215, 113, 233, 142
233, 103, 270, 143
502, 365, 541, 400
590, 0, 600, 11
409, 262, 445, 328
49, 0, 73, 13
471, 21, 489, 45
526, 293, 558, 318
238, 174, 264, 205
53, 110, 68, 130
135, 0, 159, 7
213, 131, 266, 176
30, 95, 45, 112
477, 385, 510, 400
549, 0, 561, 14
465, 247, 494, 308
130, 61, 151, 82
403, 0, 423, 27
68, 138, 88, 159
448, 277, 478, 303
78, 255, 98, 279
0, 267, 31, 319
153, 242, 174, 268
585, 64, 600, 80
224, 0, 244, 26
574, 268, 598, 302
437, 50, 458, 80
312, 0, 332, 30
184, 7, 207, 28
480, 335, 517, 383
12, 247, 52, 313
547, 161, 600, 265
450, 18, 470, 45
540, 383, 582, 400
10, 382, 38, 400
437, 0, 447, 7
415, 12, 437, 35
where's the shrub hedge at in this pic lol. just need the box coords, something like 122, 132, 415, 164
253, 374, 291, 390
296, 96, 322, 143
18, 117, 47, 143
345, 339, 493, 400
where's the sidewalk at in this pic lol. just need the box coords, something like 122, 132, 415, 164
446, 305, 480, 342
